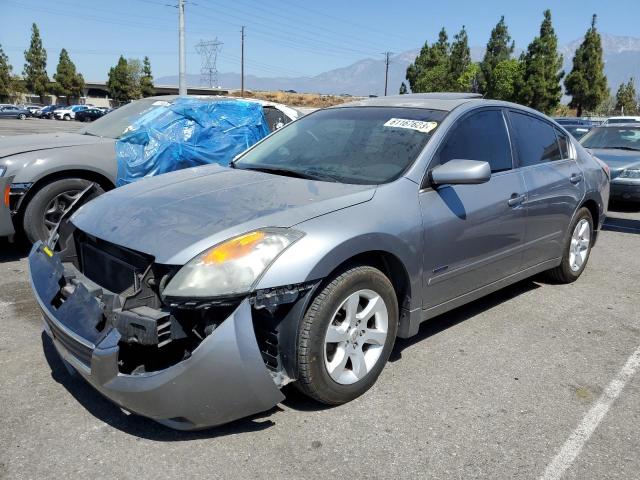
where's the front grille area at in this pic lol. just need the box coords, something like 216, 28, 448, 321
42, 307, 93, 366
75, 231, 153, 296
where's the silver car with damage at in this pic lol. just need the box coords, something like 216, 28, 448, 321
29, 93, 609, 430
0, 96, 300, 243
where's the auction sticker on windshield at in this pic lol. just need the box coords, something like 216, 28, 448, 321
383, 118, 438, 133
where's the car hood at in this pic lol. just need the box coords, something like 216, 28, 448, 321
71, 165, 376, 265
587, 148, 640, 178
0, 132, 106, 159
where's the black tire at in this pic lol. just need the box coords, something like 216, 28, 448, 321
18, 113, 26, 120
22, 178, 104, 244
546, 207, 594, 283
295, 265, 399, 405
64, 114, 71, 121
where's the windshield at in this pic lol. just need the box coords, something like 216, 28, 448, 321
581, 126, 640, 150
80, 98, 170, 139
234, 107, 446, 184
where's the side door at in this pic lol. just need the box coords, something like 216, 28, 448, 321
420, 108, 527, 309
507, 110, 586, 267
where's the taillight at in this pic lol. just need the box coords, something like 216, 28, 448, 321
3, 184, 9, 207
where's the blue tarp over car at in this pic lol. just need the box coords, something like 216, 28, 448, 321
115, 98, 270, 186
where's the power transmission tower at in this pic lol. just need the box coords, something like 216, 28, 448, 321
195, 38, 223, 88
383, 51, 392, 96
241, 26, 246, 96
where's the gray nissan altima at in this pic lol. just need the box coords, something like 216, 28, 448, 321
29, 93, 610, 430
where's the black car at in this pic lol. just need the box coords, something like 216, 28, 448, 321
564, 124, 593, 140
74, 108, 107, 122
36, 105, 65, 119
0, 105, 31, 119
554, 117, 594, 126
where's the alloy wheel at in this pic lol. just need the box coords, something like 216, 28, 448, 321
43, 190, 82, 233
569, 218, 590, 272
323, 289, 389, 385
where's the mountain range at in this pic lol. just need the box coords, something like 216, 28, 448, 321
157, 33, 640, 97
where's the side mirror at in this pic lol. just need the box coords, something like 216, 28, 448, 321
429, 159, 491, 186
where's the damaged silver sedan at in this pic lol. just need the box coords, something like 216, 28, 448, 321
29, 94, 609, 430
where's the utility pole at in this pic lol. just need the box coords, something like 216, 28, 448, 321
383, 51, 392, 96
240, 26, 245, 97
178, 0, 186, 95
195, 38, 223, 88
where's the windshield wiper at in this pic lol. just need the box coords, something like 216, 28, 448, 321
237, 165, 338, 182
608, 146, 640, 151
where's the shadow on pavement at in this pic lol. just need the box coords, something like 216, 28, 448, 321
0, 238, 30, 262
42, 278, 541, 438
389, 279, 540, 362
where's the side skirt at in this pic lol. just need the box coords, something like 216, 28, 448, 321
397, 258, 561, 338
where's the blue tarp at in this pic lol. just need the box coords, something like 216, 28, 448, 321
115, 98, 270, 186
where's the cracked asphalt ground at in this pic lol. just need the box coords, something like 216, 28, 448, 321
0, 119, 639, 479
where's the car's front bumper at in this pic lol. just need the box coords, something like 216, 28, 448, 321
610, 180, 640, 202
29, 243, 285, 430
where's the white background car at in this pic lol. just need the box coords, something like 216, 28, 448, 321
54, 105, 91, 121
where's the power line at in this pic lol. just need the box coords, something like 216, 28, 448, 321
195, 38, 223, 88
240, 26, 245, 96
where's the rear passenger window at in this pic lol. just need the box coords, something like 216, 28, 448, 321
509, 111, 561, 166
437, 109, 512, 172
555, 128, 570, 159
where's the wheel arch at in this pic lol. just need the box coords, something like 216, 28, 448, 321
15, 169, 115, 215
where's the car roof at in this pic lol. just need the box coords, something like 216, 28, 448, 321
331, 93, 484, 112
142, 95, 302, 118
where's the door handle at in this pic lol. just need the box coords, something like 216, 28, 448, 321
508, 193, 526, 207
570, 173, 584, 184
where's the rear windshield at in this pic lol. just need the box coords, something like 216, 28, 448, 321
235, 106, 446, 184
581, 126, 640, 150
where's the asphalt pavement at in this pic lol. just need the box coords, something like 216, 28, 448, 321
0, 118, 639, 479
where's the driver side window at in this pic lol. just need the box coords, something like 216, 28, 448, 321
437, 109, 513, 173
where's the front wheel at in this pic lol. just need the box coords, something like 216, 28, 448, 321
22, 178, 105, 244
64, 114, 71, 121
18, 113, 27, 120
295, 265, 398, 405
546, 207, 593, 283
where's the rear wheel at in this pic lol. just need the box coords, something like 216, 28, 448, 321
546, 207, 593, 283
22, 178, 105, 244
295, 265, 398, 405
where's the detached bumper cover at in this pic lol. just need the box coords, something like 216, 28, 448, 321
0, 175, 15, 237
29, 243, 284, 430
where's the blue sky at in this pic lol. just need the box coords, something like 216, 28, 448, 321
1, 0, 639, 82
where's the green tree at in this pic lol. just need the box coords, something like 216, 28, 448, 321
518, 10, 564, 114
127, 58, 143, 99
399, 82, 408, 94
480, 16, 515, 98
448, 26, 471, 89
491, 59, 523, 102
0, 44, 14, 102
615, 78, 638, 114
406, 28, 451, 92
107, 55, 135, 103
140, 56, 154, 97
23, 23, 49, 101
564, 14, 608, 116
456, 63, 481, 92
52, 49, 85, 104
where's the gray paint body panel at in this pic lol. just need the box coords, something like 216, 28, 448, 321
0, 175, 15, 236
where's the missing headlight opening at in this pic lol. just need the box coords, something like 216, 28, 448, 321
50, 223, 315, 379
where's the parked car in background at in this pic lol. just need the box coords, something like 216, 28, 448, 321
54, 105, 90, 121
564, 124, 593, 139
580, 123, 640, 203
28, 93, 609, 430
0, 96, 301, 242
0, 105, 31, 119
554, 117, 593, 126
19, 104, 43, 115
75, 108, 107, 122
604, 116, 640, 125
35, 105, 65, 119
